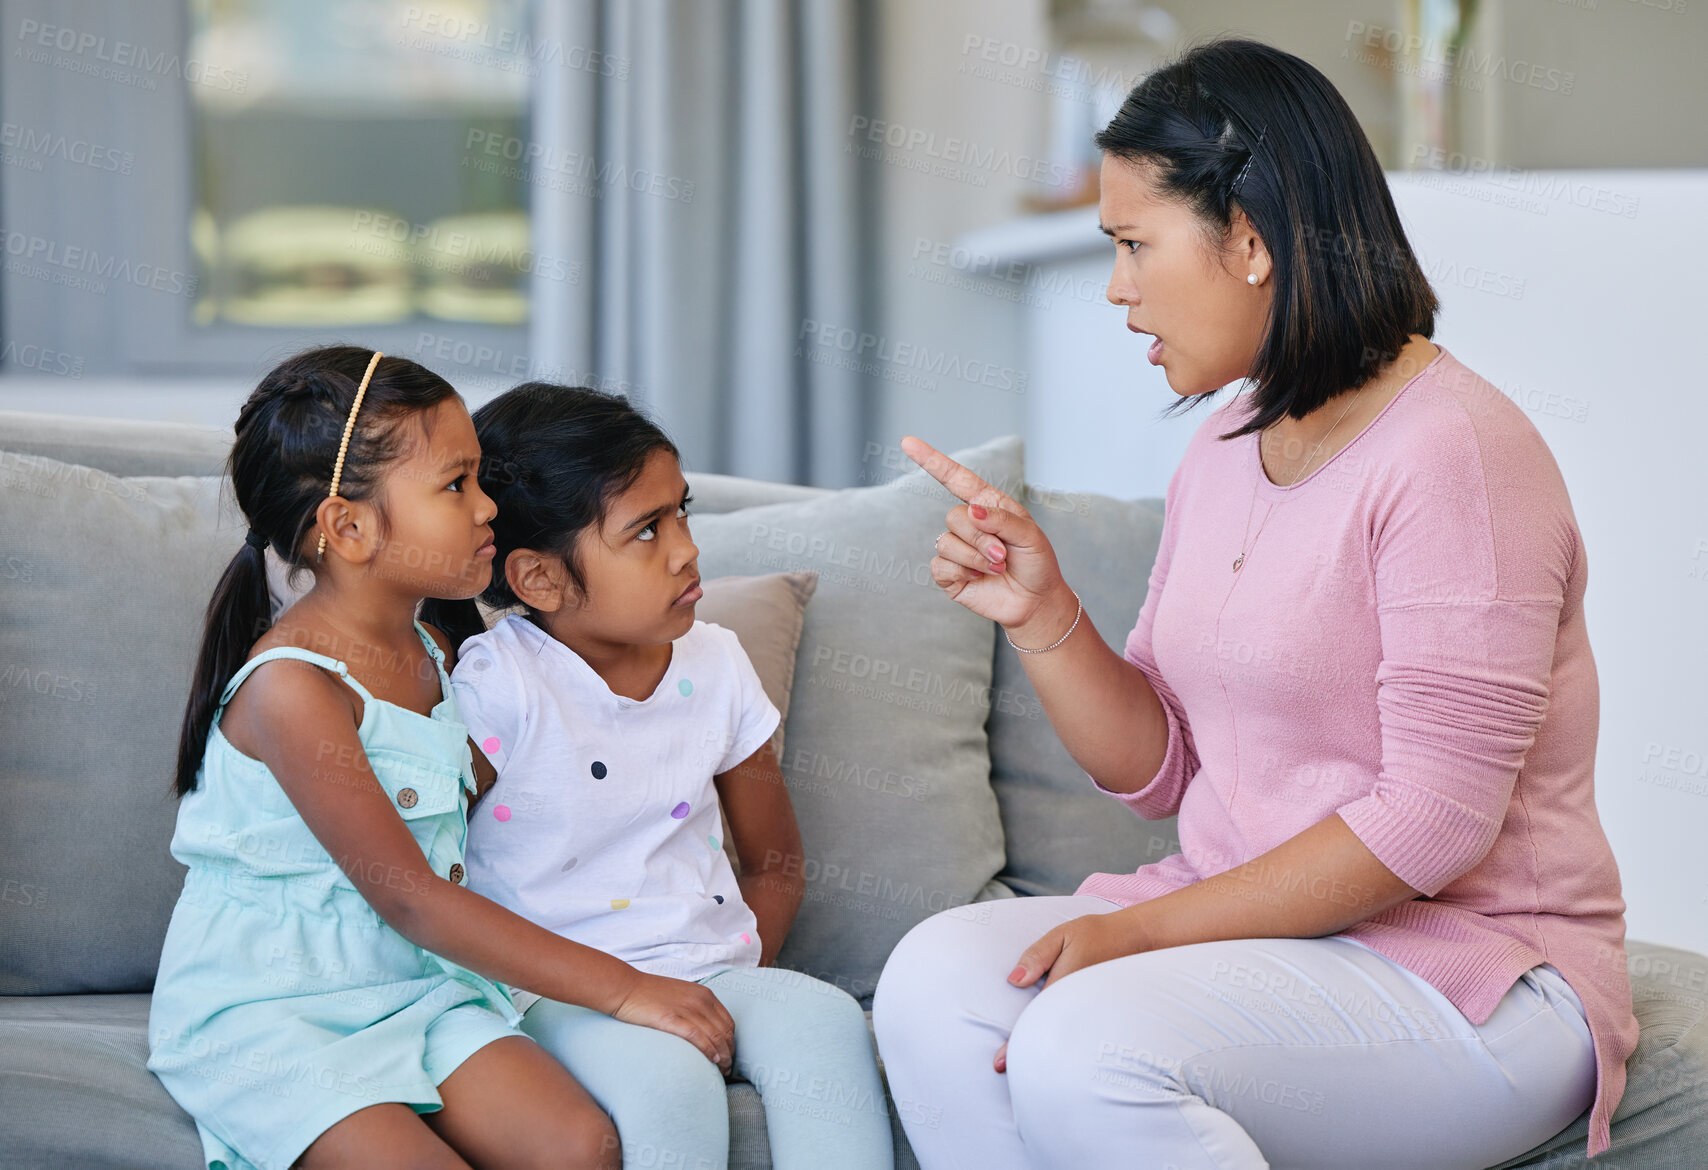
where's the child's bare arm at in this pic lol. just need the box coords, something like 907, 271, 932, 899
714, 742, 804, 967
235, 660, 646, 1018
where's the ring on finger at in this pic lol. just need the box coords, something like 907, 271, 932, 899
934, 529, 950, 551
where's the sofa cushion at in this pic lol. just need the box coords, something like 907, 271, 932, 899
685, 436, 1023, 1006
689, 572, 819, 764
0, 410, 233, 479
7, 940, 1704, 1169
0, 451, 241, 995
683, 469, 831, 515
1490, 941, 1708, 1167
0, 993, 925, 1170
0, 410, 838, 512
984, 485, 1184, 897
0, 994, 205, 1169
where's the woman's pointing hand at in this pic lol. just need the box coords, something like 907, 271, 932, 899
901, 435, 1070, 633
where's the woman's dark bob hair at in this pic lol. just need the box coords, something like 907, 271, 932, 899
1095, 37, 1439, 441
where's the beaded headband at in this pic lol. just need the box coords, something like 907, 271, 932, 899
316, 350, 384, 562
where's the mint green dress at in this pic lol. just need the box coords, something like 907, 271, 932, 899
147, 620, 525, 1170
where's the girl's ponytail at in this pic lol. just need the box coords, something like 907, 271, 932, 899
172, 346, 457, 797
174, 537, 280, 798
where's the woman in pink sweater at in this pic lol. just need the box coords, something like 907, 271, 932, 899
873, 37, 1638, 1170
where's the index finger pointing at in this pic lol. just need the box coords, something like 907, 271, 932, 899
900, 435, 994, 504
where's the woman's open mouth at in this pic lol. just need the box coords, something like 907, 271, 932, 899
1129, 324, 1164, 365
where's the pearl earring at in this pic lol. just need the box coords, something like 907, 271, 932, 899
1247, 273, 1259, 285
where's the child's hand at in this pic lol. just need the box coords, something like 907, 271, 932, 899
612, 973, 737, 1076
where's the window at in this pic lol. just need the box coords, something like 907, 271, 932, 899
2, 0, 562, 378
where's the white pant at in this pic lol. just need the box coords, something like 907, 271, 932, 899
872, 895, 1596, 1170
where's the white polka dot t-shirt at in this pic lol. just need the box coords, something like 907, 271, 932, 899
451, 613, 781, 1008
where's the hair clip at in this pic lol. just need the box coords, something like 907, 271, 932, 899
1230, 123, 1268, 198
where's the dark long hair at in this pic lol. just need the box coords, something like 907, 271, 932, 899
173, 347, 459, 796
419, 382, 680, 655
1095, 37, 1439, 441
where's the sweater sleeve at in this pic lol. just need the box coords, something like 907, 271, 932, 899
1088, 456, 1200, 820
1335, 425, 1572, 898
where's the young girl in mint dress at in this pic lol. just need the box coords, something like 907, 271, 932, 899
148, 347, 739, 1170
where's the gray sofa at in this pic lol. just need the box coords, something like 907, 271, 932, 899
1, 407, 1704, 1169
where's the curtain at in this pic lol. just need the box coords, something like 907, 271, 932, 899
531, 0, 876, 487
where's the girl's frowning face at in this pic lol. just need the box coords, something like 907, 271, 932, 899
364, 397, 499, 600
515, 446, 701, 649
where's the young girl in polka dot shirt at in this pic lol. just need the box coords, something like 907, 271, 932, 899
423, 382, 894, 1170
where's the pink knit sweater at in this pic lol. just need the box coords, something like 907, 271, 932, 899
1075, 344, 1639, 1159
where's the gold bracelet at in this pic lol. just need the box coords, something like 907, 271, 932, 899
1005, 590, 1082, 654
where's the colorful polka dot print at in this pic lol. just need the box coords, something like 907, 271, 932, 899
492, 804, 511, 822
671, 802, 691, 819
708, 834, 720, 851
678, 678, 694, 696
482, 736, 500, 754
591, 761, 608, 779
611, 898, 630, 910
